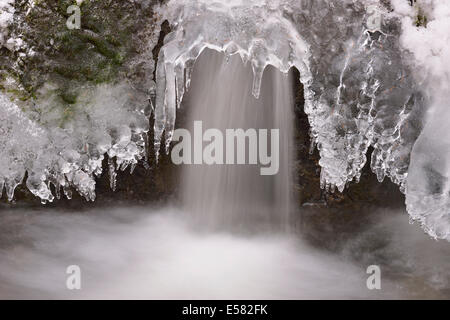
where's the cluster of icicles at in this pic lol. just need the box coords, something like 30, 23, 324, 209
1, 0, 449, 240
0, 83, 150, 203
155, 0, 425, 192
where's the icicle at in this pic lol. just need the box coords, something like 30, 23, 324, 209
120, 161, 129, 171
309, 137, 315, 155
4, 172, 25, 202
164, 62, 177, 154
375, 167, 385, 183
319, 170, 325, 190
5, 178, 17, 202
130, 162, 137, 175
399, 182, 405, 195
185, 63, 194, 89
108, 157, 117, 191
240, 53, 249, 66
63, 184, 72, 200
154, 50, 167, 161
55, 181, 61, 200
143, 132, 149, 163
251, 64, 265, 99
26, 173, 54, 203
175, 63, 185, 108
72, 170, 96, 202
88, 190, 96, 202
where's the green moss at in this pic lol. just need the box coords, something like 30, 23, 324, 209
54, 65, 82, 80
3, 0, 157, 122
414, 4, 428, 27
61, 91, 77, 104
80, 33, 118, 60
57, 0, 74, 17
415, 13, 427, 27
82, 17, 103, 34
105, 34, 122, 47
6, 88, 32, 101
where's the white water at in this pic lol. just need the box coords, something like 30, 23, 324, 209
0, 207, 372, 299
1, 206, 449, 299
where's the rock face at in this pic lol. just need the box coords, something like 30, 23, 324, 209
1, 0, 161, 99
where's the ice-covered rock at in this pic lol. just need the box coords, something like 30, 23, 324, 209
392, 0, 450, 240
0, 82, 150, 203
0, 0, 158, 203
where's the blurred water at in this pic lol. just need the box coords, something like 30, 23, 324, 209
181, 50, 293, 230
0, 207, 387, 299
0, 206, 449, 299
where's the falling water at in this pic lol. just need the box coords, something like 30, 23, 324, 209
180, 49, 294, 231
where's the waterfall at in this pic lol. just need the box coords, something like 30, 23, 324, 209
179, 49, 294, 231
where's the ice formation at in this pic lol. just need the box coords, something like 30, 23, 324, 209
152, 0, 312, 158
155, 0, 424, 192
391, 0, 450, 239
0, 1, 155, 203
0, 83, 150, 203
154, 0, 437, 236
1, 0, 450, 240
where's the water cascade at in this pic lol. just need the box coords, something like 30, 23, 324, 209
180, 49, 294, 230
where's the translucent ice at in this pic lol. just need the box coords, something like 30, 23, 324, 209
154, 0, 311, 158
155, 0, 444, 238
0, 82, 150, 202
155, 0, 424, 193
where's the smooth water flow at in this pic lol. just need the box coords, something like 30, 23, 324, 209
181, 50, 294, 230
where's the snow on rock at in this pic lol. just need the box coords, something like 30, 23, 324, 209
391, 0, 450, 239
0, 0, 14, 47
